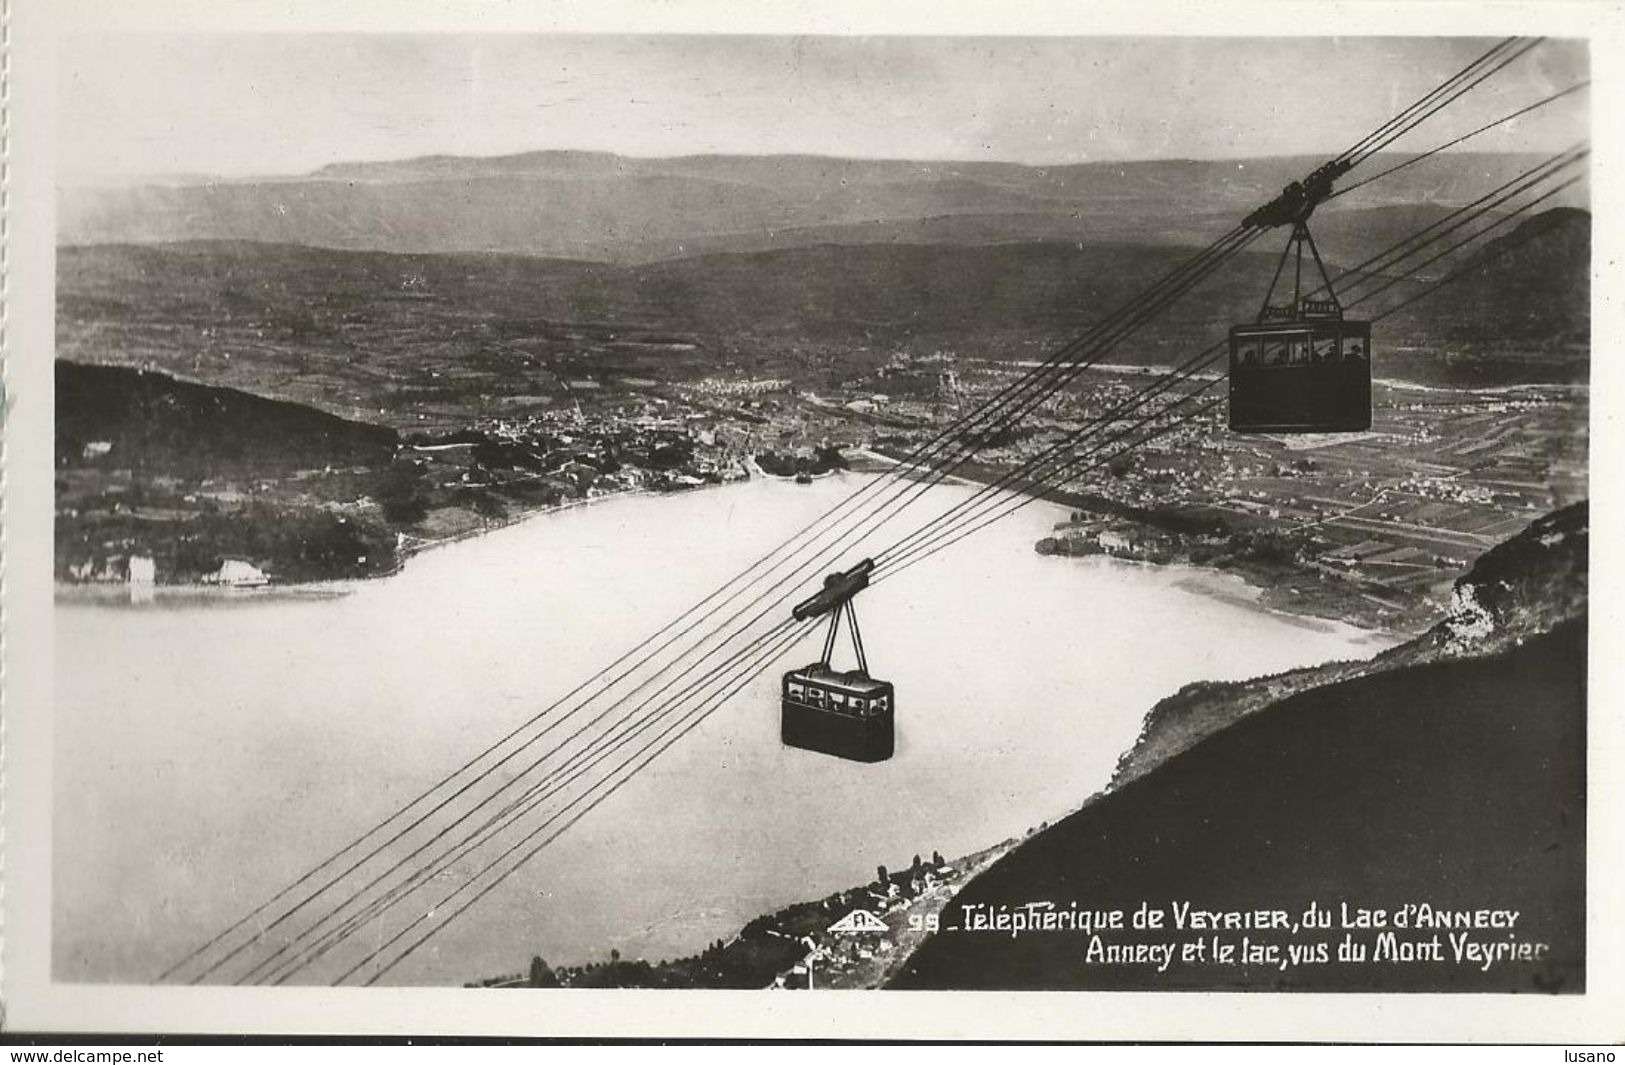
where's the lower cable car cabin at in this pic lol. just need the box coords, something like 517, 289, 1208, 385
1229, 318, 1371, 433
781, 665, 895, 763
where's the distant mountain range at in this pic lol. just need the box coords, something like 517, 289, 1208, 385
60, 150, 1589, 265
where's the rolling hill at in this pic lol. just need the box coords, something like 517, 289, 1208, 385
57, 201, 1591, 428
1383, 206, 1590, 349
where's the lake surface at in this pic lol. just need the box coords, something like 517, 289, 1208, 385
54, 474, 1392, 985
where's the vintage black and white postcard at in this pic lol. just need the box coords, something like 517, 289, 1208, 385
2, 0, 1622, 1042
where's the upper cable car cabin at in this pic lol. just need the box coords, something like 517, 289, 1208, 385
1229, 317, 1371, 433
1230, 178, 1372, 434
782, 560, 895, 763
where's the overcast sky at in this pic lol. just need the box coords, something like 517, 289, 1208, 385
58, 35, 1589, 180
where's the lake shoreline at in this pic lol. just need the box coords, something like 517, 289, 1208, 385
53, 453, 1415, 644
55, 455, 860, 603
52, 483, 672, 603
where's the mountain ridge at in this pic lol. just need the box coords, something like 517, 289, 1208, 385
61, 150, 1588, 265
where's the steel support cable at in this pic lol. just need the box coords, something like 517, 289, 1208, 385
810, 223, 1251, 535
343, 619, 819, 986
295, 618, 813, 987
196, 231, 1251, 981
709, 229, 1256, 586
1335, 37, 1522, 164
216, 229, 1253, 982
875, 393, 1232, 585
874, 346, 1229, 567
256, 615, 816, 985
875, 147, 1583, 573
1331, 81, 1590, 202
817, 222, 1246, 488
335, 618, 817, 986
161, 215, 1257, 982
273, 224, 1261, 982
854, 225, 1259, 544
310, 64, 1579, 982
1345, 39, 1548, 168
874, 135, 1591, 568
266, 252, 1248, 982
219, 152, 1488, 982
1340, 174, 1585, 308
218, 436, 935, 984
170, 50, 1526, 980
882, 172, 1584, 579
876, 376, 1231, 582
860, 228, 1262, 557
286, 349, 1228, 982
248, 612, 804, 983
877, 177, 1587, 580
879, 157, 1588, 576
1366, 190, 1588, 322
1310, 146, 1587, 300
253, 234, 1274, 982
172, 224, 1263, 983
894, 227, 1251, 438
861, 228, 1260, 512
247, 135, 1579, 988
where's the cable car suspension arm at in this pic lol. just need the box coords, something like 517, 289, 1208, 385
791, 558, 874, 621
1258, 221, 1343, 322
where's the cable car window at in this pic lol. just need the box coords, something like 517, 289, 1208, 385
1342, 334, 1367, 360
1262, 338, 1290, 365
849, 698, 865, 714
788, 682, 805, 699
1236, 338, 1262, 367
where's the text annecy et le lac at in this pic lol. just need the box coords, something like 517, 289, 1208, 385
910, 900, 1550, 974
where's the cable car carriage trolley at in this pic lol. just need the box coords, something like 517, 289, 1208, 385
1231, 162, 1372, 434
782, 559, 895, 763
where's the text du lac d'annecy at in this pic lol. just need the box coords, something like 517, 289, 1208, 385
949, 900, 1550, 974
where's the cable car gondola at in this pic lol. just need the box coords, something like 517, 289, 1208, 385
782, 560, 895, 763
1231, 169, 1372, 434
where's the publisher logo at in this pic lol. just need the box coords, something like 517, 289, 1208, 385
828, 909, 888, 935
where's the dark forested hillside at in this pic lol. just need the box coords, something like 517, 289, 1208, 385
890, 503, 1588, 993
55, 360, 398, 473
